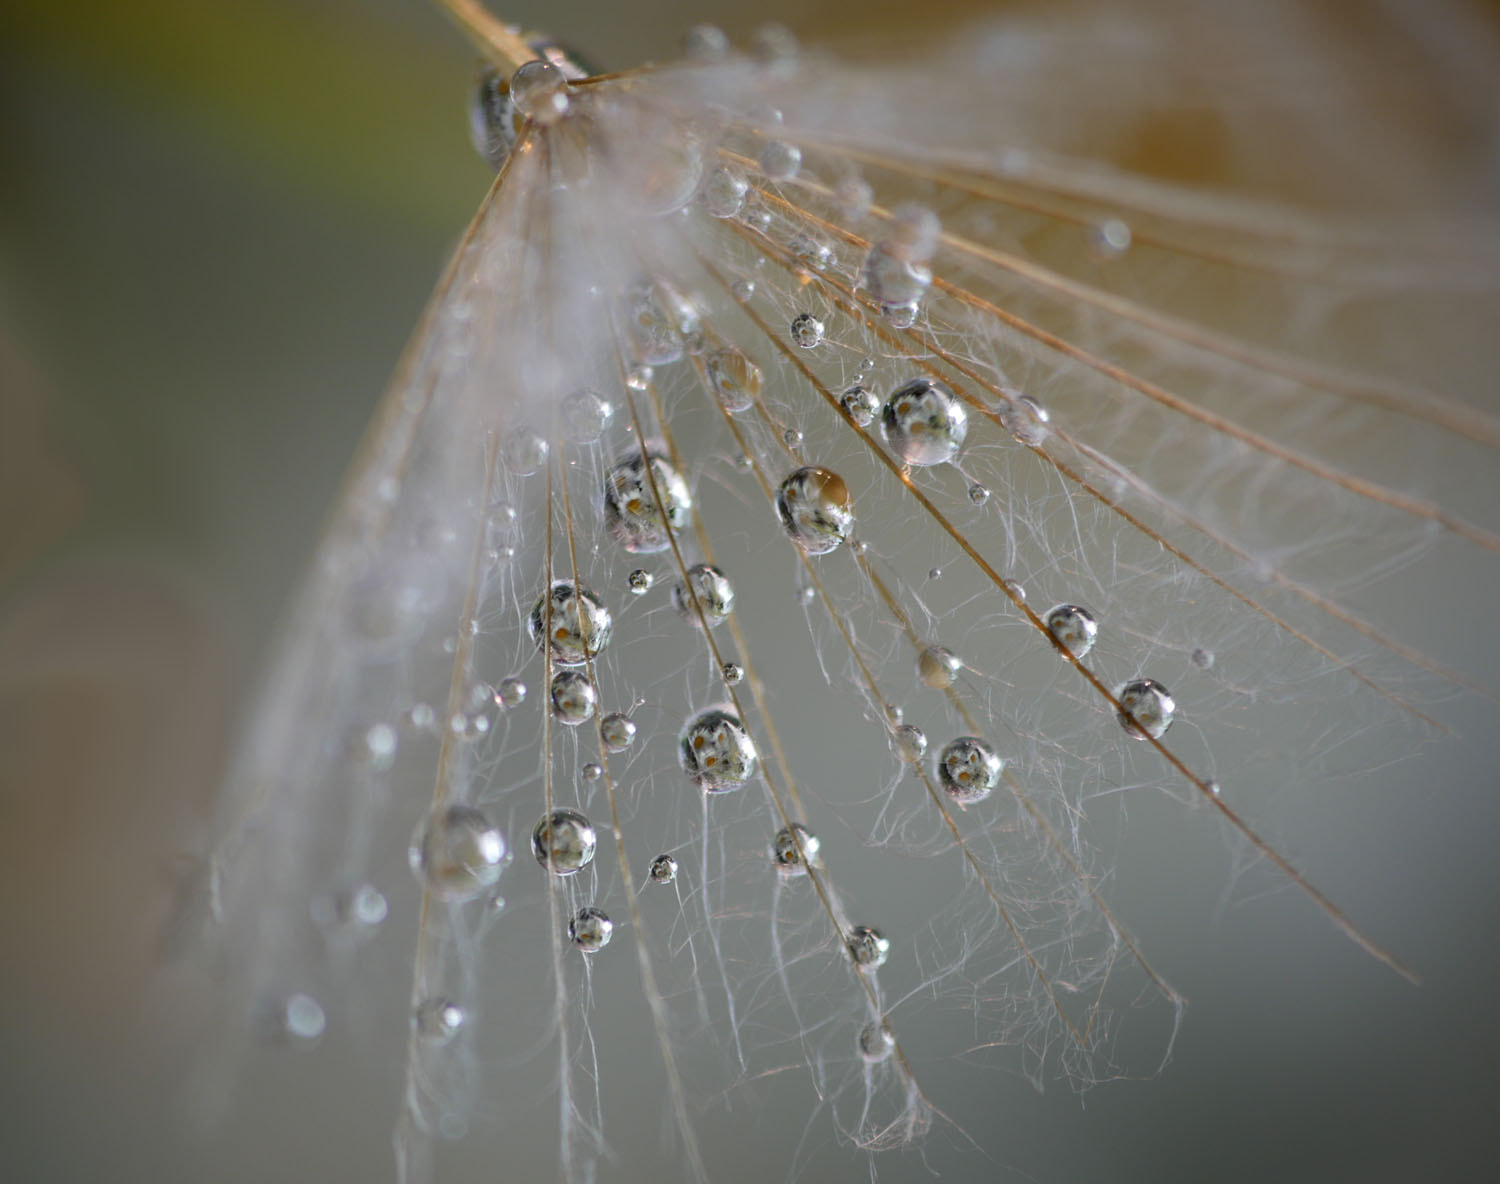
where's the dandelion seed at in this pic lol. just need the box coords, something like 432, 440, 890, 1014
205, 3, 1500, 1181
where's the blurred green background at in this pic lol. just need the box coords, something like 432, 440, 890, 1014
2, 1, 1499, 1181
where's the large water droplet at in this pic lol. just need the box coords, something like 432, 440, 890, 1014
917, 645, 961, 689
468, 68, 519, 170
504, 429, 549, 476
891, 723, 928, 763
706, 347, 763, 413
847, 925, 890, 970
772, 823, 820, 877
1045, 604, 1098, 659
759, 140, 801, 181
604, 451, 692, 553
776, 466, 854, 555
840, 383, 878, 428
936, 736, 1003, 805
703, 165, 749, 218
409, 805, 507, 901
1117, 679, 1176, 740
881, 378, 968, 466
680, 707, 758, 792
789, 312, 824, 348
672, 563, 735, 626
568, 906, 614, 953
561, 389, 614, 443
600, 712, 638, 753
1000, 395, 1051, 446
549, 670, 596, 726
532, 809, 597, 876
529, 580, 612, 665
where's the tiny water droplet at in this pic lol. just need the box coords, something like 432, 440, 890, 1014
967, 482, 990, 506
1192, 647, 1215, 670
680, 707, 758, 792
1045, 604, 1099, 659
882, 377, 967, 466
600, 712, 638, 753
706, 347, 762, 413
681, 23, 730, 61
858, 1021, 895, 1063
627, 364, 653, 390
1000, 394, 1051, 445
840, 384, 878, 427
532, 809, 597, 876
772, 823, 820, 876
649, 853, 678, 883
510, 59, 570, 125
582, 762, 603, 782
360, 723, 398, 770
936, 736, 1003, 804
835, 174, 873, 220
561, 389, 614, 443
789, 312, 824, 348
568, 906, 614, 953
628, 569, 654, 595
413, 998, 466, 1044
1117, 679, 1176, 740
917, 645, 962, 689
604, 452, 693, 553
721, 661, 744, 685
503, 429, 549, 477
891, 723, 928, 763
672, 563, 735, 626
409, 805, 507, 901
496, 676, 527, 709
529, 580, 612, 665
1091, 218, 1133, 257
776, 466, 854, 555
759, 140, 801, 181
550, 670, 596, 726
847, 925, 890, 970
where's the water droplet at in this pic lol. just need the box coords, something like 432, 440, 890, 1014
936, 736, 1003, 805
1003, 578, 1026, 603
847, 925, 890, 970
604, 452, 693, 553
703, 164, 749, 217
858, 1021, 895, 1063
1045, 604, 1098, 659
272, 993, 327, 1046
550, 670, 597, 726
759, 140, 801, 181
561, 390, 613, 443
1117, 679, 1176, 740
405, 702, 436, 733
967, 482, 990, 506
468, 68, 519, 170
600, 712, 638, 753
672, 563, 735, 626
776, 465, 855, 555
496, 677, 527, 709
1207, 779, 1222, 797
568, 906, 614, 953
750, 22, 798, 65
627, 364, 653, 390
680, 708, 758, 792
863, 245, 931, 323
413, 997, 466, 1044
732, 279, 756, 302
1091, 218, 1133, 257
409, 805, 507, 901
721, 661, 744, 685
503, 429, 549, 477
1192, 647, 1215, 670
649, 853, 678, 884
582, 762, 603, 782
449, 709, 491, 742
835, 174, 873, 220
682, 23, 729, 60
510, 59, 570, 125
628, 569, 654, 595
706, 347, 762, 413
789, 312, 824, 348
840, 383, 878, 427
529, 580, 612, 665
772, 823, 820, 876
1000, 394, 1051, 445
360, 723, 398, 770
891, 723, 928, 763
917, 645, 962, 689
625, 283, 686, 366
311, 882, 388, 934
884, 703, 904, 726
928, 567, 943, 581
790, 233, 834, 270
881, 377, 968, 466
532, 809, 597, 876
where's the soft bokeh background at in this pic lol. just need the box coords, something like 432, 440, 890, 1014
2, 1, 1498, 1180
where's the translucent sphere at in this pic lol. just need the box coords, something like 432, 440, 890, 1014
847, 925, 890, 970
1117, 678, 1176, 740
409, 805, 507, 901
672, 563, 735, 626
917, 645, 961, 689
604, 452, 693, 553
529, 580, 612, 666
561, 389, 613, 443
600, 712, 638, 753
772, 823, 820, 877
569, 906, 614, 953
532, 809, 597, 876
1045, 604, 1099, 659
413, 997, 466, 1044
509, 59, 570, 125
840, 383, 879, 428
627, 569, 653, 595
858, 1021, 895, 1063
705, 347, 763, 412
680, 708, 758, 792
759, 140, 801, 181
776, 466, 855, 555
549, 670, 596, 726
1000, 394, 1051, 446
936, 736, 1003, 805
881, 378, 968, 466
649, 853, 678, 884
789, 312, 824, 348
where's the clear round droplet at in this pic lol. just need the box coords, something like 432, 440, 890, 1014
600, 712, 638, 753
759, 140, 801, 181
1000, 394, 1051, 446
1117, 679, 1176, 741
706, 347, 763, 413
772, 823, 820, 877
1092, 218, 1133, 257
496, 676, 527, 709
649, 853, 678, 884
703, 165, 749, 218
628, 568, 654, 595
847, 925, 890, 971
750, 22, 798, 64
967, 482, 990, 506
881, 377, 968, 466
604, 451, 693, 553
529, 580, 612, 665
721, 661, 744, 685
732, 279, 756, 302
841, 384, 878, 428
680, 707, 758, 792
550, 670, 596, 726
562, 389, 613, 443
673, 563, 735, 626
858, 1021, 895, 1063
790, 233, 834, 271
835, 174, 873, 220
789, 312, 824, 348
891, 723, 928, 763
1192, 647, 1215, 670
917, 645, 961, 689
359, 722, 398, 770
582, 762, 603, 782
413, 997, 466, 1044
510, 59, 570, 125
504, 429, 549, 476
1045, 604, 1099, 659
568, 906, 614, 953
625, 283, 686, 366
936, 736, 1003, 805
532, 809, 597, 876
776, 465, 855, 555
409, 805, 507, 901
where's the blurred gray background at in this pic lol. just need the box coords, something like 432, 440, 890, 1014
2, 1, 1499, 1181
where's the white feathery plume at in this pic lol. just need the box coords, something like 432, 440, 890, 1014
198, 2, 1500, 1180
